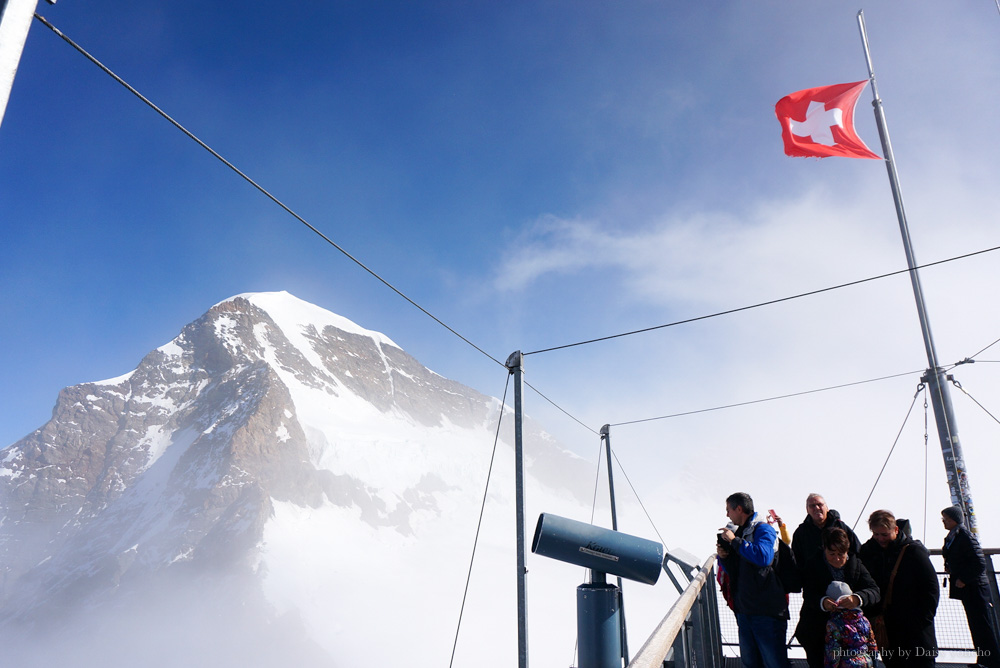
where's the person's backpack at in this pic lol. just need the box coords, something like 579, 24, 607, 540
773, 537, 801, 593
746, 519, 801, 594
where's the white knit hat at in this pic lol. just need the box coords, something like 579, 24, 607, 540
825, 581, 858, 608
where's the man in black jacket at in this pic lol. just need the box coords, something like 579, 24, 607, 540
792, 493, 861, 570
942, 505, 1000, 668
859, 509, 939, 667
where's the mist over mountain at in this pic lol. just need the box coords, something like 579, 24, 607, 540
0, 291, 598, 666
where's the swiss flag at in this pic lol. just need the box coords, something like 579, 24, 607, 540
775, 80, 881, 159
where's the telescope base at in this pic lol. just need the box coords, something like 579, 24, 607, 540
577, 582, 621, 668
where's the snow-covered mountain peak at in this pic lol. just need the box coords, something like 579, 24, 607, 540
232, 290, 399, 351
0, 291, 594, 667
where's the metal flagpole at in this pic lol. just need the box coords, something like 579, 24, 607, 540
600, 424, 630, 665
0, 0, 41, 132
856, 10, 978, 531
506, 351, 529, 668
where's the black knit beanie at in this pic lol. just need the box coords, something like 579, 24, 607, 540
942, 505, 964, 525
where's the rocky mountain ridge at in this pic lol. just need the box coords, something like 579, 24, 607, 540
0, 291, 591, 666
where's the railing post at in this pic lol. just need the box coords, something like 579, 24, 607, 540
690, 581, 723, 668
703, 567, 724, 668
986, 553, 1000, 644
669, 619, 690, 668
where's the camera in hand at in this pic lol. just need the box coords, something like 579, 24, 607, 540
717, 522, 736, 551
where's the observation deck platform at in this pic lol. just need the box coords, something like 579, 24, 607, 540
627, 548, 1000, 668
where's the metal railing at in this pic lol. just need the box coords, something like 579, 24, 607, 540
628, 553, 723, 668
928, 548, 1000, 653
622, 547, 1000, 668
712, 548, 1000, 663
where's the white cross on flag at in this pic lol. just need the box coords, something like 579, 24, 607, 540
775, 80, 881, 159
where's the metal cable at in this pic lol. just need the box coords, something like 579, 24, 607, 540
923, 390, 929, 544
852, 384, 923, 531
34, 13, 505, 372
524, 246, 1000, 357
949, 378, 1000, 427
609, 447, 667, 547
35, 13, 1000, 662
589, 439, 604, 525
449, 373, 511, 668
36, 13, 1000, 455
524, 380, 599, 435
968, 336, 1000, 362
610, 369, 923, 427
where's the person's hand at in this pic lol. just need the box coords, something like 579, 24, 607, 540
720, 528, 736, 542
716, 544, 729, 558
822, 597, 838, 612
955, 579, 966, 589
838, 595, 861, 609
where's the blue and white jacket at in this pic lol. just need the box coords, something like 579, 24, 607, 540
721, 512, 788, 618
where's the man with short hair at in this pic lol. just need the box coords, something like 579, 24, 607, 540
859, 509, 939, 667
942, 505, 1000, 668
717, 492, 789, 668
791, 493, 861, 569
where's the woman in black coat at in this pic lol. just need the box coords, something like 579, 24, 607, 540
795, 527, 881, 668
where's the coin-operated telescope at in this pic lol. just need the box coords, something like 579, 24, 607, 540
532, 513, 664, 668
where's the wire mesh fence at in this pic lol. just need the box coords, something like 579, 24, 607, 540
713, 552, 995, 665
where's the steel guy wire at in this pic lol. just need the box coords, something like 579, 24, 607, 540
610, 369, 924, 428
968, 335, 1000, 362
852, 384, 923, 532
608, 446, 667, 547
34, 13, 505, 372
524, 380, 599, 435
449, 373, 510, 668
949, 378, 1000, 427
37, 16, 1000, 533
524, 245, 1000, 357
39, 14, 1000, 384
923, 389, 929, 544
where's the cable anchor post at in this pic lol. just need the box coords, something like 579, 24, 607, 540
599, 423, 630, 665
505, 351, 529, 668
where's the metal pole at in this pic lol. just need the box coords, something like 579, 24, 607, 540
601, 424, 629, 665
856, 10, 977, 531
0, 0, 41, 132
506, 351, 529, 668
600, 426, 620, 532
986, 554, 1000, 642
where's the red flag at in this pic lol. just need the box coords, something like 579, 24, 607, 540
775, 80, 881, 159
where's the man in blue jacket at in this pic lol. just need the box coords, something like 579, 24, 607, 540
718, 492, 789, 668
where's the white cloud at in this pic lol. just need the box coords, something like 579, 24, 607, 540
489, 158, 1000, 559
494, 179, 898, 305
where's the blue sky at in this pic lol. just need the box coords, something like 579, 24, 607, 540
3, 1, 1000, 551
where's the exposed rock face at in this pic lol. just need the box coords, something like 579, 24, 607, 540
0, 292, 590, 664
0, 295, 485, 604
